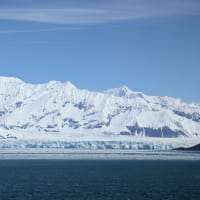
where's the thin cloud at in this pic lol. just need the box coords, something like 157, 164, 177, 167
0, 1, 200, 25
0, 8, 109, 25
0, 27, 82, 34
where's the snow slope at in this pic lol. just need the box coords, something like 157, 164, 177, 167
0, 76, 199, 149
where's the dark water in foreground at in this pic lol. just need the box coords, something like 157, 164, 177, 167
0, 160, 199, 200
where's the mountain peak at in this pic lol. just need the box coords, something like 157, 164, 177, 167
0, 76, 24, 84
46, 80, 77, 90
104, 85, 133, 97
119, 85, 133, 93
104, 85, 147, 99
65, 81, 77, 89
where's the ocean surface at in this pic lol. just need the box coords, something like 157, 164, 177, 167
0, 158, 200, 200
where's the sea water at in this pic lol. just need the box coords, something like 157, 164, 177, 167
0, 158, 200, 200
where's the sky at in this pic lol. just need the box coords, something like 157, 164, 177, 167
0, 0, 200, 103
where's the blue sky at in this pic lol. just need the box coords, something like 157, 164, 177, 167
0, 0, 200, 102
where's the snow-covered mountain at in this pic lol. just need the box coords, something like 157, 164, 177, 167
0, 76, 200, 142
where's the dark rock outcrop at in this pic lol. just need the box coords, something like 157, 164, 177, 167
174, 144, 200, 151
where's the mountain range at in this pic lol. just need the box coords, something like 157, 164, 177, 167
0, 76, 199, 141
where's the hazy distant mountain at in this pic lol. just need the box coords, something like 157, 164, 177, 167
0, 76, 199, 139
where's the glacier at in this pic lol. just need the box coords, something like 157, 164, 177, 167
0, 76, 200, 150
